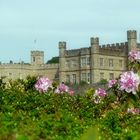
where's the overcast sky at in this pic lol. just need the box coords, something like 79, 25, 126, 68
0, 0, 140, 63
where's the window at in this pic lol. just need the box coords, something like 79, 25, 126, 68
87, 57, 90, 66
109, 73, 114, 79
109, 59, 113, 67
33, 57, 35, 62
72, 74, 76, 84
87, 73, 91, 83
71, 60, 77, 67
119, 60, 123, 67
81, 73, 86, 81
81, 57, 86, 67
81, 57, 90, 67
100, 58, 104, 66
100, 73, 104, 80
66, 75, 70, 83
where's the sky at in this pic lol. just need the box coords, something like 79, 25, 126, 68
0, 0, 140, 63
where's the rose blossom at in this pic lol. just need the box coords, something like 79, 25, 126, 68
108, 79, 117, 88
69, 90, 75, 96
127, 108, 140, 114
119, 71, 140, 94
128, 50, 140, 62
93, 88, 106, 104
55, 83, 69, 94
35, 77, 52, 93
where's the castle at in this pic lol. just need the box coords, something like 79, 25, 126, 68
0, 30, 140, 83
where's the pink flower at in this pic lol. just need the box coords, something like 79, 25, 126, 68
119, 71, 140, 94
54, 88, 61, 94
55, 83, 69, 94
95, 88, 106, 97
108, 79, 117, 88
129, 50, 140, 62
35, 77, 52, 93
93, 88, 106, 104
69, 90, 75, 96
127, 108, 140, 114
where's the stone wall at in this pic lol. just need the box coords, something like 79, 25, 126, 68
0, 63, 59, 81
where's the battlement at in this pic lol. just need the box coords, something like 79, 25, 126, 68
0, 63, 30, 66
91, 37, 99, 45
31, 50, 44, 56
100, 42, 128, 49
80, 47, 90, 55
0, 63, 59, 70
65, 47, 91, 57
99, 42, 128, 56
127, 30, 137, 39
0, 63, 32, 69
59, 41, 66, 49
66, 49, 80, 56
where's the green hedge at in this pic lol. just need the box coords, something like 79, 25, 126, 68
0, 88, 140, 140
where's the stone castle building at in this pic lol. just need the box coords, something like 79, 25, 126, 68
0, 51, 59, 81
0, 30, 140, 83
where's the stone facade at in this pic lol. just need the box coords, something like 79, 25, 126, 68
59, 30, 140, 83
0, 51, 59, 81
0, 30, 140, 83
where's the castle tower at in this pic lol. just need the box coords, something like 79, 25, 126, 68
59, 42, 66, 83
31, 51, 44, 65
90, 37, 99, 83
127, 30, 137, 52
91, 37, 99, 53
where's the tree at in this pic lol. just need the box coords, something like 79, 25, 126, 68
98, 78, 108, 87
9, 60, 13, 64
46, 56, 59, 64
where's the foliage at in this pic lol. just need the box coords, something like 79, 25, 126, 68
1, 86, 140, 139
98, 78, 108, 87
46, 56, 59, 64
0, 89, 94, 140
85, 88, 95, 99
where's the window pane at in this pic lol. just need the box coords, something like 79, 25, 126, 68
81, 73, 86, 81
100, 73, 104, 80
109, 73, 114, 79
81, 57, 86, 67
72, 74, 76, 84
109, 59, 113, 67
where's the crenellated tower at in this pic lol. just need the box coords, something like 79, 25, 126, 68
31, 51, 44, 65
91, 37, 99, 53
90, 37, 99, 83
127, 30, 137, 52
59, 41, 66, 83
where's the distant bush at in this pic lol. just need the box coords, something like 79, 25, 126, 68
46, 56, 59, 64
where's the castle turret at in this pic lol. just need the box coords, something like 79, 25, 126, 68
59, 42, 66, 57
127, 30, 137, 52
90, 37, 99, 83
59, 42, 66, 83
91, 37, 99, 53
31, 51, 44, 65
